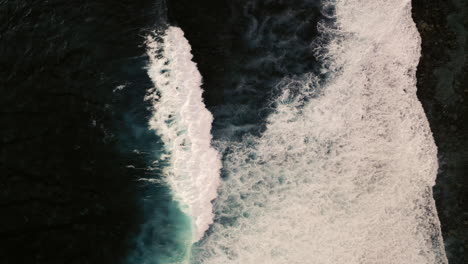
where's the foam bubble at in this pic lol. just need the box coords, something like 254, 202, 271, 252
145, 27, 222, 242
194, 0, 447, 263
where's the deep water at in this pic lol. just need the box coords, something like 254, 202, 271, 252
0, 0, 179, 263
1, 0, 466, 263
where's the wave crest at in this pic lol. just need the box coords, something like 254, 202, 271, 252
145, 27, 222, 242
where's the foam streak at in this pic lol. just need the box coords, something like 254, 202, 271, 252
195, 1, 448, 263
145, 27, 222, 242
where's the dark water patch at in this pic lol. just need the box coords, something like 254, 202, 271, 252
412, 0, 468, 263
0, 0, 167, 263
167, 0, 232, 108
167, 0, 324, 141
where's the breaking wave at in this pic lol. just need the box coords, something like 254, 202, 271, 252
145, 27, 222, 243
192, 0, 448, 263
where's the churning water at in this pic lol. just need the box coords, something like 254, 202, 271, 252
139, 0, 448, 263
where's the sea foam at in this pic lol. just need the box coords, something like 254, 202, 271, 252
194, 0, 447, 263
145, 27, 221, 242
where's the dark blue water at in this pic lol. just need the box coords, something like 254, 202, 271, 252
119, 0, 466, 263
1, 0, 466, 263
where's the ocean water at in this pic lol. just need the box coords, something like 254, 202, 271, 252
129, 0, 448, 263
145, 27, 222, 242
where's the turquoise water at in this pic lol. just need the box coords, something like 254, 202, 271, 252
127, 187, 193, 264
1, 0, 461, 263
113, 26, 194, 264
124, 0, 451, 263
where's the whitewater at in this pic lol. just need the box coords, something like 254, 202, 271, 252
145, 27, 222, 243
142, 0, 447, 263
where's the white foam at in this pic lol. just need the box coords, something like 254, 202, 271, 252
194, 0, 447, 263
145, 27, 222, 242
